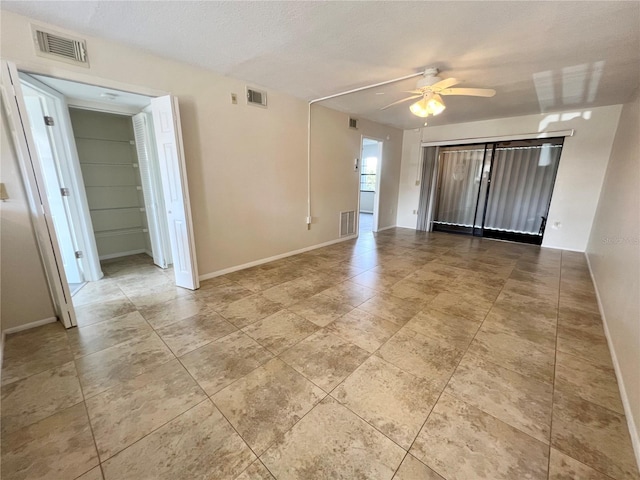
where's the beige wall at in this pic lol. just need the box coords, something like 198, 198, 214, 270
0, 100, 55, 331
586, 91, 640, 458
0, 10, 402, 329
396, 105, 623, 251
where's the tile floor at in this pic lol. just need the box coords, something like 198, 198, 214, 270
1, 229, 639, 480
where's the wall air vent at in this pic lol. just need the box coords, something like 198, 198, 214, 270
32, 25, 89, 67
349, 117, 358, 129
246, 87, 267, 107
340, 210, 356, 237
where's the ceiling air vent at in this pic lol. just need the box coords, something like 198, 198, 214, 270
349, 117, 358, 129
32, 25, 89, 67
246, 87, 267, 107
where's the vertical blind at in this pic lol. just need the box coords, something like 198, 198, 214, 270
484, 144, 562, 234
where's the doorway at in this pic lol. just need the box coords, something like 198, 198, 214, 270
418, 138, 564, 245
359, 137, 382, 234
3, 61, 199, 327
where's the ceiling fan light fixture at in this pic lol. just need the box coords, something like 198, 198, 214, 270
409, 93, 446, 117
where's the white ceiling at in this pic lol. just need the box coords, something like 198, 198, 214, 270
4, 1, 639, 130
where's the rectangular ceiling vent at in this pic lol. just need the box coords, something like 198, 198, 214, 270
340, 211, 356, 237
246, 87, 267, 108
32, 25, 89, 67
349, 117, 358, 129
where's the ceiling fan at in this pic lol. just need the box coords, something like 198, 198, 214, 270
381, 68, 496, 118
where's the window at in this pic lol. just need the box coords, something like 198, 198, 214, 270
360, 156, 377, 192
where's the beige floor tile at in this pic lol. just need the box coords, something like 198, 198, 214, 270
74, 466, 104, 480
492, 290, 558, 323
1, 322, 73, 386
180, 331, 273, 396
555, 351, 624, 414
101, 400, 255, 480
68, 311, 153, 358
376, 327, 462, 391
76, 467, 104, 480
446, 353, 553, 443
138, 295, 206, 329
73, 279, 126, 306
75, 332, 174, 398
481, 305, 557, 349
260, 277, 319, 306
326, 308, 400, 353
392, 454, 444, 480
501, 277, 559, 300
548, 448, 611, 480
156, 309, 237, 356
212, 358, 325, 455
220, 293, 284, 328
288, 293, 354, 327
242, 309, 318, 355
468, 328, 555, 384
410, 393, 549, 480
404, 309, 479, 350
557, 323, 613, 368
261, 396, 405, 480
320, 281, 376, 307
428, 291, 493, 322
551, 390, 639, 480
236, 460, 275, 480
332, 356, 438, 449
280, 330, 369, 392
1, 403, 98, 480
86, 359, 207, 460
350, 269, 404, 291
74, 297, 137, 327
387, 280, 440, 303
358, 293, 425, 326
1, 361, 83, 435
558, 305, 605, 337
127, 284, 193, 309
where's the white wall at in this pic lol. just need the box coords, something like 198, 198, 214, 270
0, 100, 56, 331
359, 192, 375, 213
396, 105, 623, 251
0, 10, 403, 329
586, 91, 640, 460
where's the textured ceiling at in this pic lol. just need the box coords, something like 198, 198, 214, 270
3, 1, 639, 129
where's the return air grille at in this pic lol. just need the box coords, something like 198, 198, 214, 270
247, 87, 267, 107
33, 26, 88, 66
340, 211, 356, 237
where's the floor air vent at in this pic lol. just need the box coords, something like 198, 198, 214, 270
340, 211, 356, 237
32, 26, 88, 66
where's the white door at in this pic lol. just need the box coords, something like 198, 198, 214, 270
19, 73, 102, 282
22, 93, 83, 283
1, 61, 77, 327
150, 95, 199, 290
132, 111, 171, 269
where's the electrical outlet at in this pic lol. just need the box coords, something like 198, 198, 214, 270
413, 210, 417, 214
231, 93, 238, 104
415, 180, 420, 186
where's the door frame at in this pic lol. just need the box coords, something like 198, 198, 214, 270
2, 60, 200, 328
358, 135, 383, 233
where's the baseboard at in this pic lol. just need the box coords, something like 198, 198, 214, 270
585, 252, 640, 469
99, 249, 147, 261
199, 234, 358, 280
359, 210, 373, 214
376, 224, 396, 232
3, 316, 57, 336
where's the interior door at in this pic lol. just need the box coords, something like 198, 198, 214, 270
1, 60, 77, 327
22, 93, 83, 283
150, 95, 199, 290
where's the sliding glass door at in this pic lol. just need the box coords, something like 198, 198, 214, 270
430, 138, 563, 244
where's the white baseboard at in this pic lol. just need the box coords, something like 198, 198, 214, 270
376, 224, 396, 232
585, 253, 640, 469
359, 210, 373, 214
99, 249, 147, 261
199, 234, 358, 281
3, 316, 57, 336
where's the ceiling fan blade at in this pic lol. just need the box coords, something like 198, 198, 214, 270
380, 95, 422, 110
430, 77, 460, 90
403, 90, 424, 95
440, 88, 496, 97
